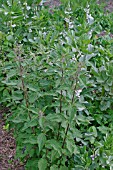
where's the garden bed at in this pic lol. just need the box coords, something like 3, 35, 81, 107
0, 0, 113, 169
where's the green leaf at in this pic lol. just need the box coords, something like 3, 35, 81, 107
74, 165, 84, 170
37, 133, 46, 153
23, 136, 37, 144
76, 102, 86, 111
66, 139, 76, 154
60, 166, 68, 170
6, 35, 14, 42
12, 90, 23, 101
39, 117, 46, 129
97, 126, 109, 134
22, 119, 38, 131
69, 107, 76, 123
50, 165, 58, 170
38, 158, 47, 170
0, 31, 5, 40
46, 139, 61, 155
51, 150, 60, 163
29, 92, 37, 103
46, 114, 62, 123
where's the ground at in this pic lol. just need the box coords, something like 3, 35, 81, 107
0, 0, 113, 169
0, 106, 24, 170
98, 0, 113, 12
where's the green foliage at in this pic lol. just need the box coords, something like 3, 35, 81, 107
0, 0, 113, 169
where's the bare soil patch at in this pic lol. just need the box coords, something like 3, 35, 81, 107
0, 106, 24, 170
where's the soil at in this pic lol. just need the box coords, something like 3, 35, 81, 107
44, 0, 113, 12
0, 106, 24, 170
0, 0, 113, 170
98, 0, 113, 12
44, 0, 61, 8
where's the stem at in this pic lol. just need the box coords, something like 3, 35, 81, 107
62, 123, 69, 148
61, 64, 80, 148
15, 46, 37, 135
57, 68, 63, 140
15, 46, 31, 120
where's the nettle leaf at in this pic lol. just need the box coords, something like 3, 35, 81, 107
23, 136, 37, 144
66, 139, 76, 154
1, 80, 17, 86
69, 106, 76, 123
12, 90, 23, 101
22, 118, 38, 131
39, 116, 46, 129
28, 92, 37, 103
7, 51, 16, 58
7, 69, 17, 79
26, 159, 38, 169
46, 139, 62, 155
28, 107, 38, 114
60, 166, 68, 170
38, 158, 47, 170
46, 114, 63, 123
50, 165, 58, 170
12, 117, 25, 123
37, 133, 46, 153
51, 150, 60, 163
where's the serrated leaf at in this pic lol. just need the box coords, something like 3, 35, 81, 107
69, 106, 76, 123
38, 158, 47, 170
37, 133, 46, 152
46, 139, 61, 155
51, 150, 60, 163
60, 166, 68, 170
66, 139, 76, 154
23, 136, 37, 144
39, 117, 46, 129
22, 119, 38, 131
50, 165, 58, 170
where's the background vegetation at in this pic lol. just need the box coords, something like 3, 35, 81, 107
0, 0, 113, 169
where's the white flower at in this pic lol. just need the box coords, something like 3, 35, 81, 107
34, 37, 37, 40
29, 29, 32, 32
88, 44, 93, 52
27, 6, 31, 10
23, 2, 27, 6
75, 89, 82, 98
65, 18, 70, 23
85, 4, 94, 25
4, 12, 8, 15
87, 14, 94, 25
11, 24, 16, 28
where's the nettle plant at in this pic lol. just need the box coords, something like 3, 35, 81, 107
0, 0, 113, 169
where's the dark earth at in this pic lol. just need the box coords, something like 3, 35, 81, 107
0, 0, 113, 169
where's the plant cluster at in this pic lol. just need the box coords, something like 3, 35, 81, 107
0, 0, 113, 169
